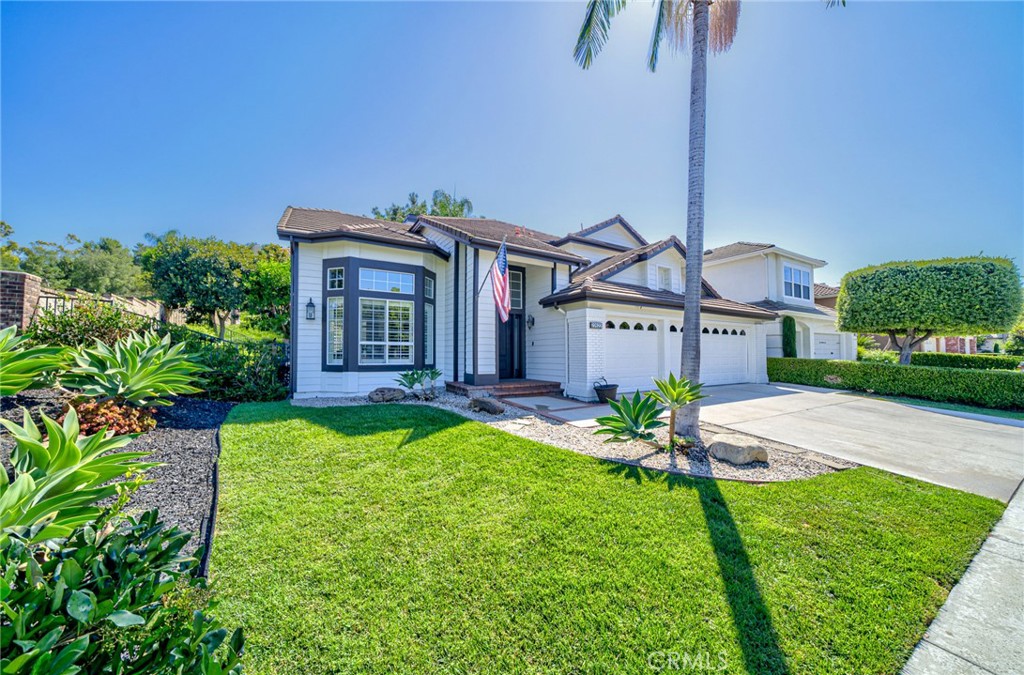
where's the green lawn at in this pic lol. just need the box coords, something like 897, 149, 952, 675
212, 403, 1003, 674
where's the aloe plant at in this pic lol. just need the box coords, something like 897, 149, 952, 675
0, 325, 68, 396
650, 373, 707, 451
395, 370, 426, 393
593, 391, 666, 445
61, 330, 205, 407
0, 407, 155, 545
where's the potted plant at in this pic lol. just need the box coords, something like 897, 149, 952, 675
592, 377, 619, 403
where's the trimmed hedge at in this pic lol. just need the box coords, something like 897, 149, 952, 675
767, 357, 1024, 410
910, 352, 1023, 371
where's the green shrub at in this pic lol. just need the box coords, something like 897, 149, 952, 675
993, 343, 1001, 353
0, 407, 154, 545
0, 511, 243, 675
767, 357, 1024, 410
27, 299, 150, 347
782, 316, 797, 358
858, 349, 897, 364
594, 391, 666, 444
910, 352, 1023, 371
0, 326, 68, 396
171, 333, 287, 402
62, 331, 205, 407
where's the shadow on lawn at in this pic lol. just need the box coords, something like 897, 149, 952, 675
606, 463, 791, 675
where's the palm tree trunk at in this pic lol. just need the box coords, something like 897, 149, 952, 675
677, 0, 710, 440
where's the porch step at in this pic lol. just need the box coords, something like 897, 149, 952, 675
446, 379, 563, 398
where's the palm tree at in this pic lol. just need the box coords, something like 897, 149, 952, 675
575, 0, 841, 439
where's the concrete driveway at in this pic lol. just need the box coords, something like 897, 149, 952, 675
701, 383, 1024, 502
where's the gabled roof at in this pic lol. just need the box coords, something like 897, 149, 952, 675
411, 215, 589, 265
814, 283, 840, 298
552, 215, 649, 248
276, 207, 448, 257
571, 237, 686, 282
703, 241, 774, 263
538, 279, 777, 320
703, 241, 827, 267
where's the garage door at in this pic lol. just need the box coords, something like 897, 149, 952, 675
604, 319, 661, 392
814, 333, 841, 359
699, 326, 750, 385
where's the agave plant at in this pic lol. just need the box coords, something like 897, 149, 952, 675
593, 391, 666, 445
395, 369, 426, 393
61, 330, 205, 407
650, 373, 707, 452
0, 325, 69, 396
0, 407, 155, 545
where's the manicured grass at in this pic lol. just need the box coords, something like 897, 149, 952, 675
856, 392, 1024, 421
212, 403, 1003, 674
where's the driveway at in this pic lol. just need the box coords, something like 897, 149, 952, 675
700, 383, 1024, 502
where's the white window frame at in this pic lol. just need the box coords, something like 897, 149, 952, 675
424, 304, 435, 365
359, 268, 414, 295
509, 270, 523, 310
657, 265, 672, 292
358, 298, 415, 365
783, 264, 811, 301
327, 267, 344, 290
326, 297, 344, 365
424, 276, 435, 300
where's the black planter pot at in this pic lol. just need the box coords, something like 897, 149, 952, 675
593, 384, 619, 403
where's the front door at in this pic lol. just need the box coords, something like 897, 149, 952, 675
498, 268, 525, 379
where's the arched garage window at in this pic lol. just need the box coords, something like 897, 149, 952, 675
605, 321, 615, 329
702, 327, 710, 334
633, 323, 644, 331
619, 321, 630, 330
669, 326, 677, 332
647, 324, 657, 331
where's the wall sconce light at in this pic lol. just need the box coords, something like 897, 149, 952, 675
306, 298, 316, 320
526, 314, 535, 329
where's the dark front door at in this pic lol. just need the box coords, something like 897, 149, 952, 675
498, 267, 525, 379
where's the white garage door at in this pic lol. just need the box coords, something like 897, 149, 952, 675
814, 333, 841, 359
604, 319, 662, 392
699, 326, 750, 385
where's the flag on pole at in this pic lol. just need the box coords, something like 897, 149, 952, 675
492, 238, 511, 323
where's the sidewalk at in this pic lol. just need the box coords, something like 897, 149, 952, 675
902, 484, 1024, 674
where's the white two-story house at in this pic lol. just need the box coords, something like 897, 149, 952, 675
701, 242, 857, 361
279, 208, 848, 401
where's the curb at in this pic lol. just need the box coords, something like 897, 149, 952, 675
197, 426, 222, 579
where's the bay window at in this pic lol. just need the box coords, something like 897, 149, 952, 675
784, 265, 811, 300
359, 298, 414, 365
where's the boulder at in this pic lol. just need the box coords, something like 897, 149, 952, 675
368, 387, 406, 403
708, 434, 768, 465
469, 397, 505, 415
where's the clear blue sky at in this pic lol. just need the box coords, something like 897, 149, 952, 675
2, 1, 1021, 283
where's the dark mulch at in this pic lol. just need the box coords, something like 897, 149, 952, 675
1, 390, 232, 553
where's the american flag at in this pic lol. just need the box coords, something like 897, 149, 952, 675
492, 239, 511, 323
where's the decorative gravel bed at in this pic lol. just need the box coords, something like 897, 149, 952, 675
1, 390, 232, 553
292, 393, 856, 482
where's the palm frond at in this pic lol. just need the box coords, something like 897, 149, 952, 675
574, 0, 628, 69
647, 0, 675, 72
709, 0, 741, 54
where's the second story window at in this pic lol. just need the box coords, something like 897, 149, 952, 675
784, 265, 811, 300
658, 266, 672, 291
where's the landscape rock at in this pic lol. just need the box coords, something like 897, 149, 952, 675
708, 434, 769, 465
368, 387, 407, 403
469, 397, 505, 415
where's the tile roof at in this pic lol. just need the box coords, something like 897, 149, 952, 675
814, 282, 840, 298
553, 214, 649, 247
571, 237, 684, 282
412, 215, 589, 264
276, 207, 447, 255
538, 279, 777, 320
750, 299, 836, 318
703, 241, 775, 263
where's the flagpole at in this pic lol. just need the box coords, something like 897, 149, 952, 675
475, 235, 506, 297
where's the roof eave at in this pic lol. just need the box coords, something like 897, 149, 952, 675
278, 228, 450, 260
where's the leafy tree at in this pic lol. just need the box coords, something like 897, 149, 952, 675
372, 192, 428, 222
1004, 315, 1024, 356
0, 221, 19, 270
140, 234, 256, 338
63, 237, 149, 295
574, 0, 844, 438
372, 189, 474, 222
243, 253, 291, 335
836, 257, 1023, 365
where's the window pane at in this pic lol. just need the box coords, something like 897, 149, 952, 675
327, 297, 344, 364
327, 267, 345, 290
509, 271, 523, 310
359, 298, 414, 365
784, 281, 793, 296
658, 267, 671, 291
424, 277, 435, 299
360, 299, 386, 342
784, 267, 792, 282
360, 344, 385, 364
424, 304, 435, 364
359, 268, 414, 294
802, 270, 810, 286
802, 285, 810, 300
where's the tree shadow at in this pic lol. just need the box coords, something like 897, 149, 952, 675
604, 462, 791, 674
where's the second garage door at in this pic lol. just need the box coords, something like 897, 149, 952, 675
604, 320, 662, 392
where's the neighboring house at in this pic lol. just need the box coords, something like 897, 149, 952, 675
279, 209, 845, 400
701, 242, 857, 360
813, 283, 840, 309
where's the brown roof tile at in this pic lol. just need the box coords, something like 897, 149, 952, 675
276, 207, 447, 255
703, 241, 774, 262
412, 215, 588, 264
814, 282, 840, 298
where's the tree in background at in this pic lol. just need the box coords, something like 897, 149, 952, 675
372, 189, 474, 222
1004, 315, 1024, 356
140, 234, 256, 338
243, 244, 291, 335
837, 257, 1023, 365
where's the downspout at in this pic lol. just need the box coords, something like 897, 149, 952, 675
555, 304, 568, 389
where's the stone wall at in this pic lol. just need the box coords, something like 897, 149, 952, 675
0, 271, 42, 330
